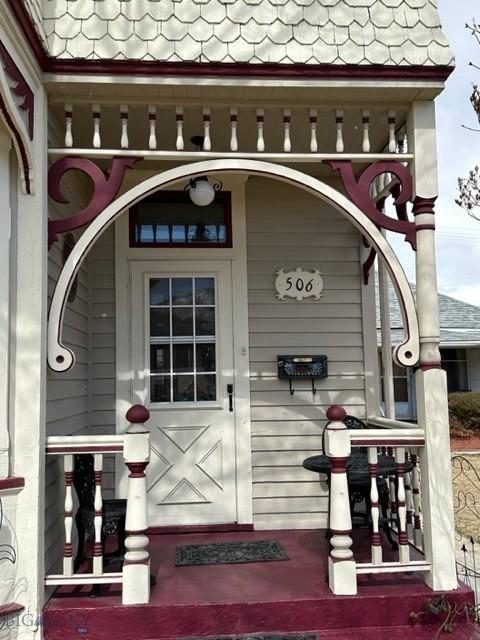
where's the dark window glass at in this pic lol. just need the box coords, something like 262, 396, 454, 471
195, 278, 215, 305
150, 308, 169, 336
196, 343, 215, 372
150, 279, 169, 306
196, 307, 215, 336
197, 375, 216, 401
172, 278, 193, 305
173, 344, 194, 373
150, 345, 170, 373
173, 376, 195, 402
151, 376, 170, 403
172, 307, 193, 336
131, 195, 230, 247
444, 362, 469, 392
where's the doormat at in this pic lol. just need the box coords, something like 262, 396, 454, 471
175, 540, 289, 566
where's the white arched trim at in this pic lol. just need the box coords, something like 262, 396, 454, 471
0, 63, 34, 195
48, 159, 419, 371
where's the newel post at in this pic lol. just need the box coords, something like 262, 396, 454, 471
122, 404, 151, 605
324, 405, 356, 595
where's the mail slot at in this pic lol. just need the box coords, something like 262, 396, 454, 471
277, 355, 328, 395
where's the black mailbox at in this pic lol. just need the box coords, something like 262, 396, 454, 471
277, 355, 328, 395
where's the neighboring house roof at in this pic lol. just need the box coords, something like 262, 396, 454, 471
376, 285, 480, 347
21, 0, 454, 67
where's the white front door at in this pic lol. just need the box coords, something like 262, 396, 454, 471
130, 260, 237, 526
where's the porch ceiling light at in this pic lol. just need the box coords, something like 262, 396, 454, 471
187, 176, 222, 207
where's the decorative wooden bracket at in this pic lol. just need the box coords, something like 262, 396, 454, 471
327, 161, 416, 249
48, 156, 142, 248
0, 41, 34, 140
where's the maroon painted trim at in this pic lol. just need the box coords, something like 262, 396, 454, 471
415, 224, 436, 231
148, 523, 254, 535
352, 439, 425, 446
362, 247, 376, 286
420, 362, 442, 371
3, 2, 456, 82
412, 196, 437, 216
64, 542, 73, 558
126, 404, 150, 424
123, 557, 149, 566
0, 476, 25, 491
326, 405, 347, 422
125, 528, 149, 535
129, 190, 233, 249
0, 603, 25, 618
47, 445, 124, 453
0, 91, 31, 194
330, 457, 349, 473
48, 156, 142, 248
126, 462, 148, 478
330, 529, 352, 535
328, 161, 416, 248
0, 40, 34, 140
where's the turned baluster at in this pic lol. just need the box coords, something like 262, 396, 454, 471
395, 447, 410, 563
283, 108, 291, 152
93, 453, 104, 575
230, 108, 238, 151
203, 107, 211, 151
368, 447, 382, 565
63, 454, 74, 576
325, 404, 356, 595
176, 106, 184, 151
65, 103, 73, 148
309, 109, 318, 152
92, 104, 101, 149
335, 109, 344, 153
123, 404, 151, 605
148, 106, 157, 150
404, 450, 415, 541
120, 105, 129, 149
410, 452, 423, 549
256, 108, 265, 152
387, 446, 397, 527
362, 109, 370, 153
388, 109, 396, 153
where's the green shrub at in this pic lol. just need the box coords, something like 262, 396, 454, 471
448, 392, 480, 438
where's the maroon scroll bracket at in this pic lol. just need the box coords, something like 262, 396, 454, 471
0, 40, 34, 140
48, 156, 142, 248
326, 161, 416, 249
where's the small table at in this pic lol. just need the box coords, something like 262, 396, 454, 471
303, 452, 413, 548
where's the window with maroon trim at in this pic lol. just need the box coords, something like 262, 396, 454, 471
129, 190, 232, 248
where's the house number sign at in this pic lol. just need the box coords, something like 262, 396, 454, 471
275, 268, 324, 301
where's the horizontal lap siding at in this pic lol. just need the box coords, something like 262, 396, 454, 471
46, 194, 90, 578
246, 178, 365, 530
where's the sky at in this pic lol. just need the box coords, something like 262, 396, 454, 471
388, 0, 480, 305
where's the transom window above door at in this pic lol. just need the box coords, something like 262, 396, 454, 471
148, 276, 217, 404
130, 191, 232, 248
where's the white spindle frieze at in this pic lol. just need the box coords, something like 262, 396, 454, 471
93, 453, 104, 575
230, 108, 238, 151
362, 109, 370, 153
335, 109, 344, 153
388, 110, 397, 153
175, 106, 184, 151
63, 454, 74, 577
395, 446, 410, 563
368, 447, 382, 565
64, 103, 73, 148
283, 108, 291, 152
203, 107, 211, 151
410, 452, 423, 549
92, 104, 101, 149
148, 106, 157, 150
309, 109, 318, 153
256, 108, 265, 152
120, 105, 129, 149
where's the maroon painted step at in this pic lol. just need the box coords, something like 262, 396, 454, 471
43, 529, 476, 640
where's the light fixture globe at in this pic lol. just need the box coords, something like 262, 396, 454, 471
188, 177, 215, 207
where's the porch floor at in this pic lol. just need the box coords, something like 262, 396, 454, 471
43, 529, 479, 640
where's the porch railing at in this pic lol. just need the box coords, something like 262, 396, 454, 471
324, 404, 429, 595
45, 405, 151, 605
51, 101, 411, 162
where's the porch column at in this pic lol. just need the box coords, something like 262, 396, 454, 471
408, 101, 457, 590
122, 404, 151, 605
325, 405, 356, 595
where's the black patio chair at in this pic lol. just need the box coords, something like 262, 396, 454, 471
73, 453, 127, 573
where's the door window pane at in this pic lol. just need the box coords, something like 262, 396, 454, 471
174, 376, 195, 402
197, 375, 216, 401
150, 308, 169, 336
195, 278, 215, 305
150, 279, 170, 305
173, 344, 194, 373
148, 276, 217, 403
151, 376, 170, 403
196, 307, 215, 336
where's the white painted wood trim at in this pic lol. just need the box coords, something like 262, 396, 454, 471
48, 149, 414, 164
45, 573, 123, 586
47, 159, 420, 373
367, 416, 419, 430
360, 240, 380, 418
0, 127, 11, 478
356, 561, 430, 575
379, 231, 395, 419
350, 428, 424, 442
